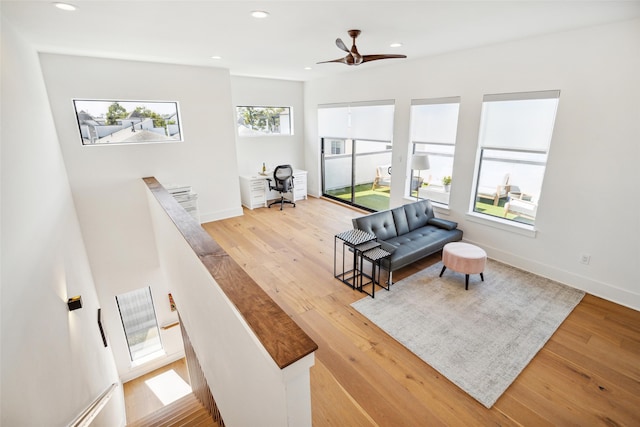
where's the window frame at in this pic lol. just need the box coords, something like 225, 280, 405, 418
115, 286, 164, 364
73, 99, 183, 146
408, 97, 461, 205
318, 100, 396, 212
470, 90, 560, 229
235, 105, 293, 137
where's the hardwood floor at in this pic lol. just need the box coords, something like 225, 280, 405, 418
201, 197, 640, 426
123, 358, 191, 424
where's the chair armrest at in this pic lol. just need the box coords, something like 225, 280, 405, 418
427, 217, 458, 230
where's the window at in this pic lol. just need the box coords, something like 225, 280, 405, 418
409, 97, 460, 204
330, 139, 344, 155
116, 287, 163, 363
236, 106, 292, 136
73, 99, 182, 145
318, 101, 395, 212
473, 90, 560, 226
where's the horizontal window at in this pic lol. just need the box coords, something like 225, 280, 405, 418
236, 106, 292, 136
74, 99, 182, 145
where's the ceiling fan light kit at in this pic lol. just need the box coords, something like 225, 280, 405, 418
318, 29, 407, 66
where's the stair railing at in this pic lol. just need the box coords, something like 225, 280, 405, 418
66, 382, 118, 427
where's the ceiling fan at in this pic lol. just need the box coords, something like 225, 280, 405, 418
318, 29, 407, 66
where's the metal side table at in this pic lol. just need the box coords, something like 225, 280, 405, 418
334, 229, 378, 289
359, 247, 392, 298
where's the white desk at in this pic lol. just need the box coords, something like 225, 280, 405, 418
239, 169, 307, 210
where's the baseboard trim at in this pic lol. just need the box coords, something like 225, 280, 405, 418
464, 238, 640, 312
120, 350, 186, 383
199, 206, 244, 223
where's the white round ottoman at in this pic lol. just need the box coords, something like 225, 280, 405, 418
440, 242, 487, 290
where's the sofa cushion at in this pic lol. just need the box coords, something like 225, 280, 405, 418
403, 200, 433, 231
391, 206, 409, 236
352, 210, 398, 240
380, 226, 463, 270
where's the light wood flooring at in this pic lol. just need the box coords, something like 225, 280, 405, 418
123, 359, 191, 424
197, 197, 640, 426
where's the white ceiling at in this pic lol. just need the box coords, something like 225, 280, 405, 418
2, 1, 639, 81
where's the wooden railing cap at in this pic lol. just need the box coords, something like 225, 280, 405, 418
144, 177, 317, 369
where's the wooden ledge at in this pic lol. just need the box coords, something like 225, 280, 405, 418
143, 177, 317, 369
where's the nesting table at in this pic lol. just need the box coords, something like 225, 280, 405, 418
334, 229, 391, 298
359, 246, 392, 298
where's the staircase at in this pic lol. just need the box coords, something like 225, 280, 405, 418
127, 393, 218, 427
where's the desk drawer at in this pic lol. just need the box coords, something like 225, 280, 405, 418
251, 180, 266, 191
252, 193, 265, 203
251, 188, 265, 200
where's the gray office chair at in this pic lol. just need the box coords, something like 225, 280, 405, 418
267, 165, 296, 210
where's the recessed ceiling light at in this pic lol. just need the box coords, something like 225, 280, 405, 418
53, 2, 77, 11
210, 55, 222, 60
390, 42, 403, 48
304, 67, 312, 70
251, 10, 270, 19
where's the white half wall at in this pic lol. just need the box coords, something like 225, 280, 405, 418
146, 188, 314, 427
38, 54, 242, 380
1, 18, 125, 426
304, 19, 640, 311
231, 76, 305, 176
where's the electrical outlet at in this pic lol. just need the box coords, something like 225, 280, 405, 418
580, 254, 591, 265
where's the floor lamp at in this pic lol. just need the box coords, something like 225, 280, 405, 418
410, 153, 430, 201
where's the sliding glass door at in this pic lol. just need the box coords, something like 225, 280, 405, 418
318, 101, 395, 212
322, 138, 392, 211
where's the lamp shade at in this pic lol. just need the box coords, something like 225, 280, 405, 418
411, 153, 430, 170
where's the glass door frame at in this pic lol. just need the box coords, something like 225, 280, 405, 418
321, 137, 392, 212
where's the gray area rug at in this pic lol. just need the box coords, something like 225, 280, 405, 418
351, 259, 585, 408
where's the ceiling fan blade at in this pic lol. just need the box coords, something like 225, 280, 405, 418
336, 38, 350, 53
317, 56, 351, 65
361, 54, 407, 63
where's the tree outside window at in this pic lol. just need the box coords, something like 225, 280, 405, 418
236, 106, 292, 136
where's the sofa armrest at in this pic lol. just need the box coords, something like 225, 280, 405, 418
427, 217, 458, 230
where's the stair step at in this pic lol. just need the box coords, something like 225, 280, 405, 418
127, 393, 218, 427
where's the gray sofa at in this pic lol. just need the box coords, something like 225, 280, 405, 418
352, 199, 463, 283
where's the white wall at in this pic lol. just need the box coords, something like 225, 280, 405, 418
304, 19, 640, 310
1, 19, 125, 426
38, 54, 242, 380
231, 76, 305, 175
